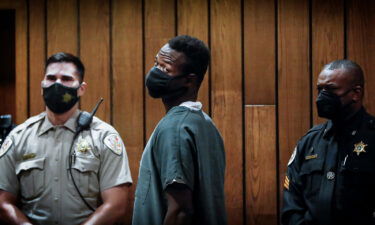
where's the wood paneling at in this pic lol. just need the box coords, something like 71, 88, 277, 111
278, 0, 310, 200
210, 0, 243, 224
347, 0, 375, 115
79, 0, 110, 122
244, 0, 275, 105
112, 0, 143, 223
1, 0, 374, 224
47, 0, 78, 55
0, 0, 28, 123
245, 105, 277, 225
144, 0, 175, 138
29, 0, 45, 116
177, 0, 210, 113
311, 0, 344, 125
0, 9, 15, 117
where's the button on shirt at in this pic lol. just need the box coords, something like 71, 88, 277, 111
0, 111, 132, 225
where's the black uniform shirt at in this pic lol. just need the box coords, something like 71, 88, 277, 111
282, 108, 375, 225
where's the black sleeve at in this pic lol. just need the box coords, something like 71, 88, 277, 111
281, 145, 309, 225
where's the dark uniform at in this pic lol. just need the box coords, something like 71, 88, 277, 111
282, 107, 375, 225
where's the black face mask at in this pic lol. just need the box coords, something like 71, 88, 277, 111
316, 89, 353, 121
145, 67, 188, 100
43, 83, 80, 114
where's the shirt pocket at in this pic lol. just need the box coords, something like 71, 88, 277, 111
68, 156, 100, 198
135, 167, 151, 205
16, 157, 45, 200
299, 159, 324, 199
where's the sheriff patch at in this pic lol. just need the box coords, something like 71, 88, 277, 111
0, 137, 13, 158
104, 134, 123, 155
288, 147, 297, 166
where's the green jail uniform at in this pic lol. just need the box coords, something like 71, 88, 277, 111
132, 102, 227, 225
0, 110, 132, 225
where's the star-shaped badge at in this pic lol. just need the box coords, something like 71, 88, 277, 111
62, 93, 72, 103
353, 141, 367, 156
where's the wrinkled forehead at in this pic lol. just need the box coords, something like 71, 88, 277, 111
45, 62, 78, 77
317, 68, 352, 86
157, 44, 186, 65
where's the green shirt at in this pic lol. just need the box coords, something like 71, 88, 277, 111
133, 105, 227, 225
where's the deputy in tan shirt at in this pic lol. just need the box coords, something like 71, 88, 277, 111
0, 52, 132, 225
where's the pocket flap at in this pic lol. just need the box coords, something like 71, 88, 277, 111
16, 157, 45, 175
300, 159, 324, 176
71, 156, 100, 173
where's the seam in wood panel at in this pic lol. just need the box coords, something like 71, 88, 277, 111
274, 0, 281, 223
174, 0, 178, 36
344, 0, 348, 59
109, 0, 113, 125
44, 0, 47, 59
26, 0, 30, 117
240, 0, 246, 224
309, 0, 313, 128
142, 0, 146, 146
207, 0, 212, 116
77, 0, 80, 57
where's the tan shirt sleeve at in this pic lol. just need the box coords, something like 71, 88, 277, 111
99, 132, 133, 191
0, 136, 19, 196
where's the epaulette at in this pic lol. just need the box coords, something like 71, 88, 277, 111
11, 113, 45, 134
304, 123, 326, 136
368, 119, 375, 130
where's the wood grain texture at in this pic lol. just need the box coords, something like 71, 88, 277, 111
210, 0, 243, 224
312, 0, 344, 125
177, 0, 210, 113
245, 105, 277, 225
12, 0, 28, 123
0, 8, 15, 117
144, 0, 175, 138
47, 0, 78, 55
79, 0, 110, 122
347, 0, 375, 115
112, 0, 143, 223
244, 0, 275, 105
29, 0, 46, 116
278, 0, 310, 205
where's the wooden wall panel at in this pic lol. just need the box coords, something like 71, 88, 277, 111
0, 0, 29, 123
47, 0, 77, 55
210, 0, 243, 224
79, 0, 110, 122
244, 0, 275, 105
144, 0, 175, 138
311, 0, 344, 125
347, 0, 375, 115
29, 0, 46, 116
278, 0, 310, 200
245, 105, 277, 225
112, 0, 143, 223
0, 8, 15, 117
177, 0, 210, 113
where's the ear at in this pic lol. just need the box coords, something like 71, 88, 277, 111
352, 85, 363, 102
78, 82, 87, 97
186, 73, 198, 86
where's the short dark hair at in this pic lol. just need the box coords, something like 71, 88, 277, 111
168, 35, 210, 85
323, 59, 364, 87
45, 52, 85, 82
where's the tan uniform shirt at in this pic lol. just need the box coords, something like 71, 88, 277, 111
0, 110, 132, 225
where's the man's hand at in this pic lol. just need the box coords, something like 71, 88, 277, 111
163, 183, 194, 225
0, 190, 33, 225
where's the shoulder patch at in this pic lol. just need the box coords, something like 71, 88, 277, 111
0, 137, 13, 158
288, 147, 297, 166
103, 134, 123, 155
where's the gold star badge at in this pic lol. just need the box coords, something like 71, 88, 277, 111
353, 141, 367, 156
62, 93, 72, 103
76, 138, 92, 154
